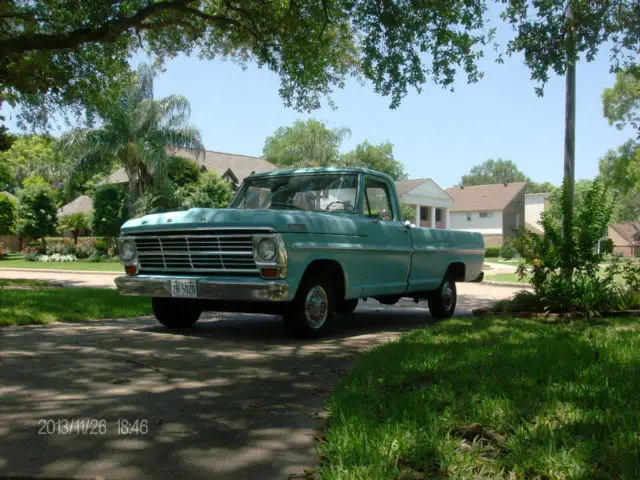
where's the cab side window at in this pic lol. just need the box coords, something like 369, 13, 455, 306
364, 178, 393, 220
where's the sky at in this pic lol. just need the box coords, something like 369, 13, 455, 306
4, 27, 636, 190
147, 50, 634, 189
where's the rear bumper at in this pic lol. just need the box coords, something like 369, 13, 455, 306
115, 275, 290, 302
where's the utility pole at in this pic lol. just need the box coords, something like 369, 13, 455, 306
562, 0, 576, 279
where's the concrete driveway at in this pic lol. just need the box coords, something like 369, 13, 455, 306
0, 275, 522, 479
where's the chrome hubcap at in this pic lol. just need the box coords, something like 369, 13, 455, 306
305, 286, 329, 329
442, 282, 455, 311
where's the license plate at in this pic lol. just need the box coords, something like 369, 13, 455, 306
170, 279, 198, 298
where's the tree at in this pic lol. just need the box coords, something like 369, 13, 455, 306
4, 1, 639, 130
0, 135, 71, 190
60, 65, 204, 207
58, 213, 91, 245
167, 155, 200, 187
175, 172, 232, 210
15, 184, 58, 248
0, 124, 15, 152
602, 67, 640, 135
0, 193, 16, 234
0, 160, 16, 193
92, 185, 128, 240
545, 179, 617, 226
526, 181, 556, 194
461, 159, 528, 186
263, 119, 350, 168
341, 141, 407, 180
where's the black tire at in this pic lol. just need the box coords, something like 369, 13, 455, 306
283, 274, 335, 338
336, 298, 358, 315
428, 277, 457, 319
152, 297, 202, 329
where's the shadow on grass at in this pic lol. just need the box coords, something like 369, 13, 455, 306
317, 316, 640, 479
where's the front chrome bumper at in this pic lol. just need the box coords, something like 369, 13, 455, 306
115, 275, 290, 302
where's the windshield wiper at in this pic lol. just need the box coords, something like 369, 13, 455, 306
270, 202, 305, 211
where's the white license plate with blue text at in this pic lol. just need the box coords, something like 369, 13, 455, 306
170, 279, 198, 298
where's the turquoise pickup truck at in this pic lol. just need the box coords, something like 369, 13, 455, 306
115, 167, 484, 337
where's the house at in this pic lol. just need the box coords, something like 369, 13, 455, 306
608, 222, 640, 257
103, 147, 277, 190
445, 182, 527, 246
57, 195, 94, 218
394, 179, 454, 228
524, 192, 551, 235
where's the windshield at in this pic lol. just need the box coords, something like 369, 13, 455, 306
230, 174, 359, 213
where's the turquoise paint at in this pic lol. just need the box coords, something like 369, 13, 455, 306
120, 168, 485, 301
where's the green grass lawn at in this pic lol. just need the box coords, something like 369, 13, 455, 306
0, 258, 123, 272
316, 316, 640, 479
0, 279, 53, 287
0, 287, 152, 326
485, 272, 529, 283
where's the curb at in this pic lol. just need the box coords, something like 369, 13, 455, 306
0, 267, 121, 276
482, 280, 532, 288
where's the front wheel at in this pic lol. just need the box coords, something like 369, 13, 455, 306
428, 278, 457, 319
283, 274, 335, 338
152, 297, 202, 328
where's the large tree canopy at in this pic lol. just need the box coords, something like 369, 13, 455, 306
342, 141, 406, 180
2, 1, 639, 129
602, 67, 640, 134
461, 158, 554, 193
263, 119, 351, 168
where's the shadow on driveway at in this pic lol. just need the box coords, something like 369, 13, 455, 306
0, 287, 510, 479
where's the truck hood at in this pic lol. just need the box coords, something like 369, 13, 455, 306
120, 208, 362, 236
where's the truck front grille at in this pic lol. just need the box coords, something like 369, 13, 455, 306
131, 229, 269, 276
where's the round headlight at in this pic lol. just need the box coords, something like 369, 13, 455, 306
257, 238, 276, 262
120, 240, 136, 262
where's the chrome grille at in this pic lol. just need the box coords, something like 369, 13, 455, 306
132, 231, 262, 275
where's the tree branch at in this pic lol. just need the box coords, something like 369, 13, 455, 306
0, 1, 238, 56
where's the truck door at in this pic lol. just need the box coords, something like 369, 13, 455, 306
357, 175, 413, 296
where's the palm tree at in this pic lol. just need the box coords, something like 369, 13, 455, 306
61, 65, 204, 208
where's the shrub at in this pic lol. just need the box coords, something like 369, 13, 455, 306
46, 238, 76, 256
92, 185, 127, 239
509, 179, 640, 315
0, 241, 8, 259
15, 184, 57, 248
0, 193, 16, 234
21, 246, 40, 261
93, 238, 109, 255
500, 237, 517, 259
485, 246, 500, 258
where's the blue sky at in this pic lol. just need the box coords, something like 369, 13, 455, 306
147, 50, 634, 189
4, 37, 636, 190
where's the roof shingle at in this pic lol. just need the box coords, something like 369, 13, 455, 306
445, 182, 527, 212
610, 222, 640, 244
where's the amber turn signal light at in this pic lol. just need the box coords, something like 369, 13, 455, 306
125, 265, 138, 275
260, 267, 279, 278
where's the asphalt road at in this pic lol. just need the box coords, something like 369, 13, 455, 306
0, 271, 523, 479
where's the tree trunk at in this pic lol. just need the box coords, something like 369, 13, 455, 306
561, 1, 576, 281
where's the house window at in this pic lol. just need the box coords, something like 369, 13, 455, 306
466, 213, 472, 221
420, 207, 428, 221
479, 211, 494, 218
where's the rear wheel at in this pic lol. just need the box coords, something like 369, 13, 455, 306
283, 274, 335, 338
336, 298, 358, 315
152, 297, 202, 328
428, 277, 457, 319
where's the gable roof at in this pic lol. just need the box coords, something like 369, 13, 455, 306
57, 195, 93, 217
445, 182, 527, 212
610, 222, 640, 244
169, 147, 276, 183
102, 148, 277, 186
394, 179, 428, 196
